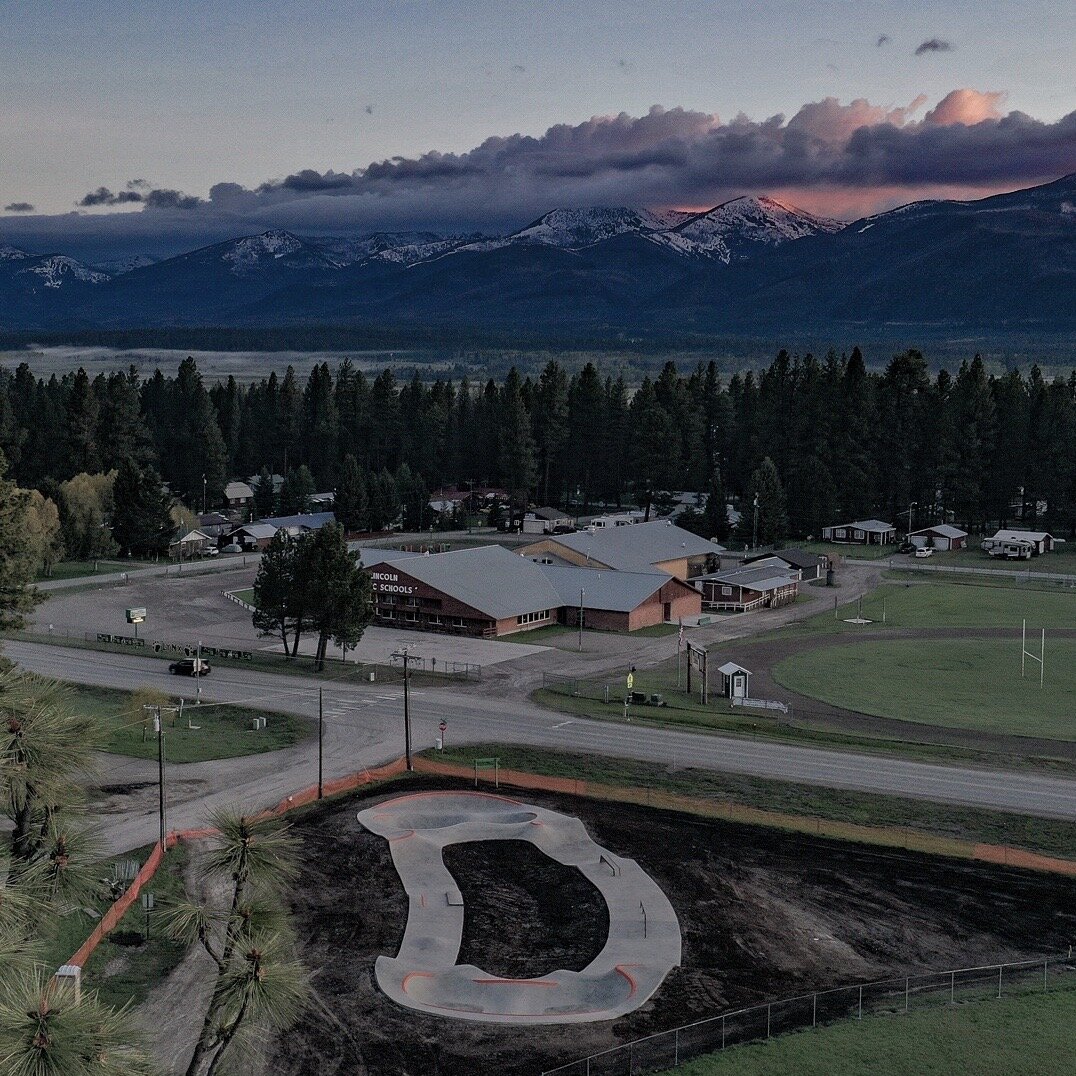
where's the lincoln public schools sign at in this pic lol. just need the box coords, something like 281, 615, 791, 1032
371, 571, 415, 596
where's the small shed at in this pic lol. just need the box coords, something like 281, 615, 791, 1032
717, 661, 751, 700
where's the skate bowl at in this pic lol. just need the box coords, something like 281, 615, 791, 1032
358, 790, 682, 1024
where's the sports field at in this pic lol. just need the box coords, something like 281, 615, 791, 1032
664, 986, 1076, 1076
789, 580, 1076, 636
774, 637, 1076, 740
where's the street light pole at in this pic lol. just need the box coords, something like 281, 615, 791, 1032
752, 493, 759, 551
907, 500, 917, 540
202, 473, 207, 516
578, 587, 585, 651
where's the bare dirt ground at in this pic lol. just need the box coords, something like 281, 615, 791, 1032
263, 776, 1076, 1076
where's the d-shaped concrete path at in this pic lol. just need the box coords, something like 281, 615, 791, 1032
358, 791, 682, 1023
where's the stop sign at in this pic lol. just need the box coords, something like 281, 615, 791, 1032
439, 720, 447, 732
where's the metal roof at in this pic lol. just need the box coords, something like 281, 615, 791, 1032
538, 564, 681, 613
358, 547, 421, 569
990, 529, 1053, 543
910, 524, 968, 539
366, 545, 563, 621
256, 511, 336, 530
698, 557, 798, 593
233, 523, 277, 540
848, 519, 895, 532
224, 481, 254, 499
717, 661, 751, 676
537, 520, 722, 572
528, 506, 571, 520
746, 547, 821, 570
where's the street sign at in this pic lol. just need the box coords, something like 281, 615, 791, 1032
125, 608, 147, 624
439, 720, 447, 732
626, 671, 634, 691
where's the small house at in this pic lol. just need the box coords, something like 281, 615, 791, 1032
169, 527, 211, 559
745, 547, 826, 582
697, 557, 799, 612
522, 507, 574, 535
229, 522, 277, 551
909, 524, 968, 551
821, 519, 896, 545
224, 481, 254, 510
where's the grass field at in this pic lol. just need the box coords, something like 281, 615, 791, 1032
774, 638, 1076, 740
228, 586, 256, 605
68, 682, 307, 762
663, 986, 1076, 1076
432, 744, 1076, 858
40, 842, 190, 1008
798, 540, 895, 561
780, 579, 1076, 637
36, 559, 153, 581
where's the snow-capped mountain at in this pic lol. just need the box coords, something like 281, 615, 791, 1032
652, 196, 843, 262
22, 256, 110, 288
2, 172, 1073, 334
318, 231, 479, 266
91, 253, 157, 275
458, 207, 696, 253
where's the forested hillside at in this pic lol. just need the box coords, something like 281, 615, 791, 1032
0, 348, 1073, 542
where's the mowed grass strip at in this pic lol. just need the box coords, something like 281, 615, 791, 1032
68, 683, 307, 762
662, 985, 1076, 1076
774, 638, 1076, 740
38, 842, 190, 1008
782, 580, 1076, 636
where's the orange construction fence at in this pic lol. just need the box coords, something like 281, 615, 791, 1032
65, 757, 409, 970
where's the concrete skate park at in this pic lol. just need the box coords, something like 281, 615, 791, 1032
358, 790, 682, 1023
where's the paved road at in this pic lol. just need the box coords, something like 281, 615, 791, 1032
9, 640, 1076, 856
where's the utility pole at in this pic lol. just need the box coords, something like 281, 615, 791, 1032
752, 493, 759, 551
202, 473, 207, 516
578, 587, 585, 651
318, 687, 324, 798
144, 704, 178, 847
195, 639, 202, 705
907, 500, 917, 540
393, 649, 415, 770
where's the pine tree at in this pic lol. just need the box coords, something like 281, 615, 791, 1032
296, 522, 373, 670
252, 531, 307, 656
738, 456, 788, 548
334, 454, 368, 532
701, 470, 730, 542
253, 466, 276, 518
498, 368, 536, 522
63, 368, 100, 476
111, 458, 174, 556
279, 465, 315, 515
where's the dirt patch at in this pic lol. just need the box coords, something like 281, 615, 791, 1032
264, 777, 1076, 1075
443, 839, 609, 979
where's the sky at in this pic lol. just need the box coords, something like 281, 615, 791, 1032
1, 0, 1074, 259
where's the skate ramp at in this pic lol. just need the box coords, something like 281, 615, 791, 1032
358, 790, 681, 1024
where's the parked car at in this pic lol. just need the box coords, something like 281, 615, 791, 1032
200, 546, 219, 557
168, 658, 211, 677
914, 546, 934, 558
897, 541, 916, 554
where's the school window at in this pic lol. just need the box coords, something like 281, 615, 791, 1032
516, 609, 550, 625
452, 617, 465, 628
405, 610, 418, 623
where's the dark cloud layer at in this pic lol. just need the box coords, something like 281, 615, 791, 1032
3, 202, 34, 213
3, 89, 1074, 262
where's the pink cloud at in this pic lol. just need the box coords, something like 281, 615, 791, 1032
924, 89, 1006, 126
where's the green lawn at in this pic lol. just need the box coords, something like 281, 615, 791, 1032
227, 586, 256, 606
40, 842, 190, 1008
781, 580, 1076, 637
799, 540, 896, 561
69, 683, 308, 762
663, 986, 1076, 1076
774, 638, 1076, 740
36, 559, 152, 581
432, 744, 1076, 857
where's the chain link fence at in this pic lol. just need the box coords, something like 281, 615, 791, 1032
542, 955, 1076, 1075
